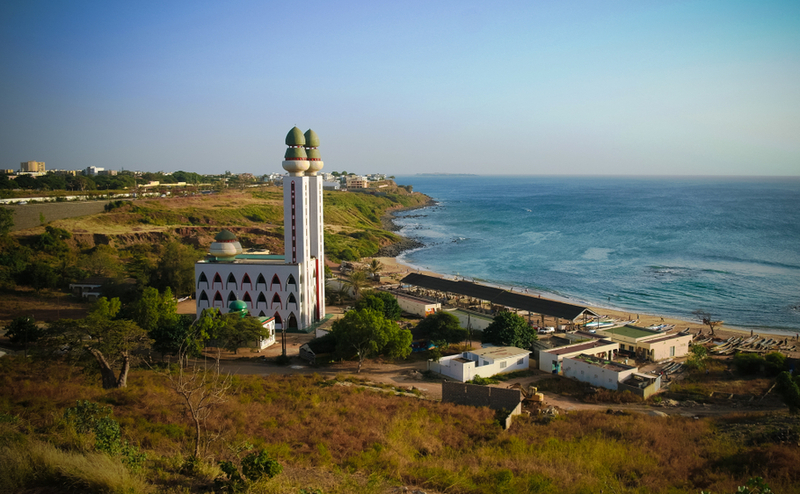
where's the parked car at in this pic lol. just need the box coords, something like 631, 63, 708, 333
538, 327, 555, 334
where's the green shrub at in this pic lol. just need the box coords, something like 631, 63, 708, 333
732, 353, 765, 375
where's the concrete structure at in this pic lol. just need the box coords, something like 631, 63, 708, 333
322, 180, 340, 190
195, 127, 326, 332
428, 346, 530, 382
84, 166, 105, 176
345, 175, 369, 189
538, 339, 619, 374
598, 325, 690, 361
637, 333, 693, 361
394, 293, 440, 317
442, 381, 523, 429
445, 308, 493, 332
561, 353, 638, 391
20, 161, 45, 173
618, 373, 662, 399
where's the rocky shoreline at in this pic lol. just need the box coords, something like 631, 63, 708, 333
377, 200, 435, 257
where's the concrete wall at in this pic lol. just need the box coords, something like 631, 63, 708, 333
642, 334, 692, 361
561, 357, 637, 391
445, 308, 492, 332
442, 381, 522, 412
537, 341, 619, 373
428, 353, 529, 382
395, 294, 440, 317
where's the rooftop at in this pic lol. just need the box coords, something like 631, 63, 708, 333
546, 339, 617, 356
641, 333, 693, 344
470, 346, 530, 360
569, 353, 635, 372
600, 325, 661, 340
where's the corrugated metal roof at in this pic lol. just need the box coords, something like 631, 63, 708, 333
400, 273, 598, 321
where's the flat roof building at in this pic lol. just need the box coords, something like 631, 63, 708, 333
538, 339, 619, 374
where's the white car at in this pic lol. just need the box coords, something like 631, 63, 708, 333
538, 327, 555, 334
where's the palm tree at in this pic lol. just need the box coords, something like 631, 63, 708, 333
368, 259, 384, 281
347, 270, 370, 300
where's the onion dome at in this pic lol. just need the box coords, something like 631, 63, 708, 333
229, 299, 248, 318
303, 129, 320, 147
284, 146, 308, 160
304, 128, 323, 175
209, 229, 243, 261
285, 126, 306, 146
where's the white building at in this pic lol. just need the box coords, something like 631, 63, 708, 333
394, 293, 440, 317
538, 339, 619, 373
427, 346, 530, 382
195, 127, 326, 331
561, 354, 638, 391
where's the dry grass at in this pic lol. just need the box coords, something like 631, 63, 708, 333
1, 357, 799, 494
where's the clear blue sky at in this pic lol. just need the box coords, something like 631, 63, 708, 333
2, 0, 798, 176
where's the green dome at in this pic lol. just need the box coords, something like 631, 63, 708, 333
304, 129, 320, 147
284, 147, 308, 159
229, 300, 248, 311
215, 229, 237, 241
306, 148, 321, 160
285, 127, 306, 146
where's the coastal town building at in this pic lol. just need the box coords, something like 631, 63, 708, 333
538, 339, 619, 373
394, 292, 441, 317
428, 346, 530, 382
561, 354, 637, 391
345, 175, 369, 189
194, 127, 326, 331
597, 325, 690, 361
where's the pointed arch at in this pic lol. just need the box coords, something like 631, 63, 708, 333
258, 310, 266, 317
256, 273, 267, 290
226, 273, 237, 289
287, 312, 298, 330
286, 274, 297, 292
271, 293, 282, 310
227, 291, 237, 303
212, 273, 223, 290
198, 272, 209, 289
198, 290, 209, 308
270, 274, 281, 291
273, 312, 283, 327
257, 292, 267, 309
241, 273, 253, 291
287, 293, 298, 311
213, 291, 224, 308
243, 292, 253, 308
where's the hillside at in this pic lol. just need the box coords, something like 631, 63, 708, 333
12, 182, 431, 262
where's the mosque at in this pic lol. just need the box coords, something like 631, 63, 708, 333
194, 127, 326, 332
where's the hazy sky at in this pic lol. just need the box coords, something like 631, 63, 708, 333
2, 1, 798, 176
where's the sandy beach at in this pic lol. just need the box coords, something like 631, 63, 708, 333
366, 255, 800, 361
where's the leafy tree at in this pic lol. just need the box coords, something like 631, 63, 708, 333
4, 316, 42, 356
0, 207, 13, 236
44, 297, 151, 388
776, 371, 800, 414
214, 313, 271, 355
685, 344, 709, 371
63, 400, 146, 470
415, 311, 467, 344
482, 311, 537, 348
354, 291, 401, 320
22, 261, 59, 294
331, 308, 412, 372
732, 352, 764, 375
36, 226, 72, 256
79, 244, 122, 277
125, 286, 194, 358
125, 244, 155, 286
764, 352, 787, 376
153, 241, 201, 297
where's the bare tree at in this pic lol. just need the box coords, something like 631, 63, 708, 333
164, 352, 232, 458
692, 309, 722, 336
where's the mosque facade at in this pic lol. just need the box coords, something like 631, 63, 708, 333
194, 127, 326, 330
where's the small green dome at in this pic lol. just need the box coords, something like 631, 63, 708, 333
306, 148, 321, 160
304, 129, 320, 147
229, 300, 248, 311
215, 229, 237, 241
284, 147, 308, 159
285, 127, 306, 146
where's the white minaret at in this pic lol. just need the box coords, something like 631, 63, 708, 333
304, 128, 326, 320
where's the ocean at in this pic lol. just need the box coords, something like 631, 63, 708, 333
391, 175, 800, 334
